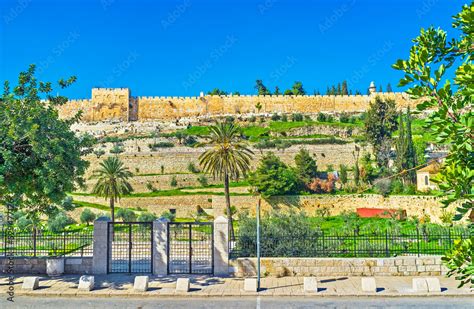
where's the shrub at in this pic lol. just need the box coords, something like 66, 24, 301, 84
93, 149, 106, 158
174, 131, 188, 144
47, 212, 74, 233
374, 178, 392, 197
187, 162, 200, 173
116, 208, 136, 222
304, 115, 312, 121
149, 141, 174, 150
281, 114, 288, 122
440, 210, 454, 225
183, 135, 198, 147
291, 113, 303, 122
326, 164, 334, 172
339, 164, 348, 185
80, 209, 96, 226
146, 181, 158, 192
307, 174, 336, 193
339, 113, 350, 123
340, 211, 362, 233
170, 176, 178, 187
160, 210, 176, 222
236, 211, 322, 257
317, 112, 327, 122
110, 143, 124, 154
315, 206, 331, 217
16, 215, 33, 230
97, 213, 111, 220
271, 113, 281, 121
137, 212, 157, 222
249, 115, 257, 122
402, 184, 416, 195
197, 175, 208, 187
390, 179, 404, 194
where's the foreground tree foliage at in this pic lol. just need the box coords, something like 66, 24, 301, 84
90, 156, 134, 223
199, 123, 254, 238
0, 65, 91, 222
393, 3, 473, 288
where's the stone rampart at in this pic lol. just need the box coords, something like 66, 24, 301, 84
57, 88, 422, 122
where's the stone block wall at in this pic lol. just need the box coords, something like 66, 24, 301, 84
212, 194, 459, 224
0, 257, 93, 274
230, 256, 448, 277
57, 88, 422, 122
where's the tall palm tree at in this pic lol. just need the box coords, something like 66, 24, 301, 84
199, 123, 254, 238
90, 156, 133, 222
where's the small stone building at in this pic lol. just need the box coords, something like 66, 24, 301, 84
416, 162, 440, 192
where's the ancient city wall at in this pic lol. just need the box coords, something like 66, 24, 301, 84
58, 88, 130, 121
57, 88, 420, 122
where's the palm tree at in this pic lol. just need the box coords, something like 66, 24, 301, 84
199, 123, 254, 238
90, 156, 133, 222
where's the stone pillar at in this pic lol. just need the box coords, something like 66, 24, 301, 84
92, 217, 110, 275
213, 216, 229, 276
153, 218, 169, 275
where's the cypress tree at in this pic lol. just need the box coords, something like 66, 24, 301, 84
341, 80, 348, 95
274, 86, 280, 95
395, 107, 417, 184
386, 83, 393, 92
395, 111, 407, 183
405, 107, 417, 183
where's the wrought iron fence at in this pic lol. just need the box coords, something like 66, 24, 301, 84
0, 228, 93, 257
229, 226, 472, 258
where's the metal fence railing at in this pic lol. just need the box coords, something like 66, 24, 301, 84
229, 227, 472, 259
0, 228, 94, 258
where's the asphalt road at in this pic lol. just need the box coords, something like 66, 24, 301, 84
2, 296, 474, 309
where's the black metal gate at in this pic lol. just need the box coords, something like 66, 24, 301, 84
167, 222, 213, 274
107, 222, 153, 273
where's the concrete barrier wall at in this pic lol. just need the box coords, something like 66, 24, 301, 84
0, 257, 93, 274
230, 256, 448, 277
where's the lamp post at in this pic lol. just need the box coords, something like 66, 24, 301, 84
256, 197, 261, 291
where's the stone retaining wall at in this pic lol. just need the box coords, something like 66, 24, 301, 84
0, 257, 93, 274
230, 256, 448, 277
213, 194, 459, 224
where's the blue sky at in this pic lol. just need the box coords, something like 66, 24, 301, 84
0, 0, 465, 98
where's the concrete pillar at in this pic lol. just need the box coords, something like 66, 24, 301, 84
92, 217, 110, 275
213, 216, 229, 276
153, 218, 169, 275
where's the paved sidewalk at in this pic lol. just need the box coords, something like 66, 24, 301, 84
0, 275, 473, 298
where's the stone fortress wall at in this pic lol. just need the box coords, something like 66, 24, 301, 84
58, 87, 420, 122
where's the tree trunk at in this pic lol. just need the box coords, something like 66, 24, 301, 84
110, 198, 115, 223
224, 172, 235, 241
